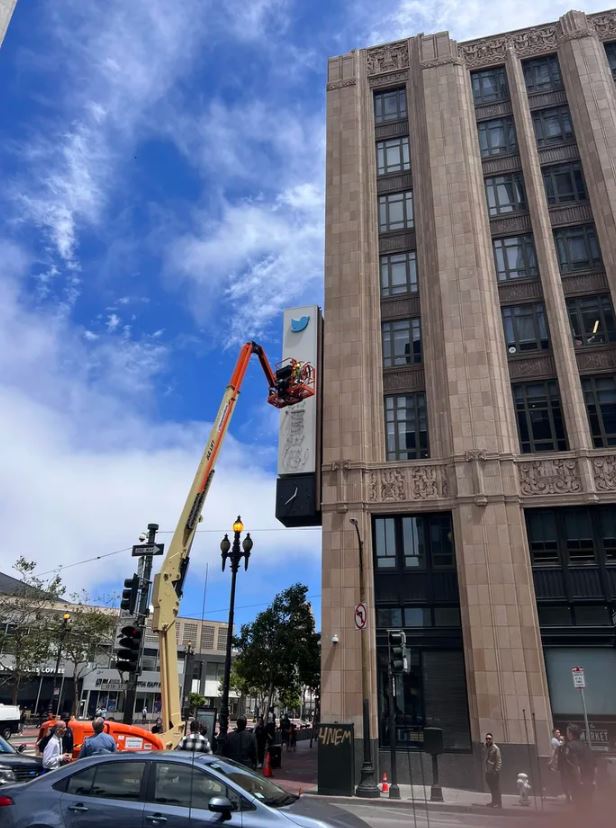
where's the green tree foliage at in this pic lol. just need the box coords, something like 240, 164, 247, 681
188, 692, 207, 715
0, 558, 65, 703
232, 583, 320, 714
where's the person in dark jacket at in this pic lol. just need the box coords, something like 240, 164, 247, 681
563, 724, 595, 807
254, 716, 267, 768
222, 717, 257, 769
61, 715, 74, 756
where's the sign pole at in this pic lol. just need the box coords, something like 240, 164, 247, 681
580, 688, 590, 743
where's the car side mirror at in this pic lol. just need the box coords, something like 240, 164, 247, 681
208, 796, 233, 819
17, 745, 26, 753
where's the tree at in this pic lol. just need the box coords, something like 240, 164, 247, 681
60, 595, 117, 715
188, 692, 206, 715
232, 584, 320, 716
0, 558, 65, 703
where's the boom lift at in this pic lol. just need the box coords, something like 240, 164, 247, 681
151, 341, 315, 748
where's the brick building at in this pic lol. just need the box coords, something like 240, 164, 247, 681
322, 8, 616, 786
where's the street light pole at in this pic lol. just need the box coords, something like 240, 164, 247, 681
51, 612, 71, 715
218, 516, 252, 746
350, 518, 380, 798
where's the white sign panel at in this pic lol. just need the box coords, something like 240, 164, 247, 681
277, 306, 320, 476
354, 603, 367, 630
571, 666, 586, 688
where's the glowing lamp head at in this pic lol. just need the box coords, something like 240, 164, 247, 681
63, 612, 71, 622
233, 516, 244, 534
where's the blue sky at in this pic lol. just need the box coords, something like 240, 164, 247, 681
0, 0, 609, 628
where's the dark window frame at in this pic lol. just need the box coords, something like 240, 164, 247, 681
374, 88, 408, 125
376, 136, 411, 176
380, 251, 418, 297
379, 190, 414, 233
543, 162, 587, 205
477, 116, 517, 157
605, 42, 616, 79
493, 234, 539, 282
554, 224, 602, 274
484, 172, 527, 217
501, 302, 550, 353
532, 105, 574, 147
513, 380, 568, 453
582, 375, 616, 448
566, 294, 616, 347
382, 317, 422, 367
385, 392, 429, 460
373, 513, 455, 573
523, 55, 563, 92
471, 66, 509, 104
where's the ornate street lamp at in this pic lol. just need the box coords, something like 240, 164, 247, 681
218, 516, 253, 743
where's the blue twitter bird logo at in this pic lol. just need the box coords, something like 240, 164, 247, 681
291, 316, 310, 332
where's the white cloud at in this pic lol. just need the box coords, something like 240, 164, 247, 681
0, 241, 320, 597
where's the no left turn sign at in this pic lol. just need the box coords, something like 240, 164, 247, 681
354, 602, 367, 630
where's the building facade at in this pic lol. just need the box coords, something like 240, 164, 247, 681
322, 8, 616, 786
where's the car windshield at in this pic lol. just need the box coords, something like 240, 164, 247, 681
0, 737, 16, 754
206, 758, 297, 807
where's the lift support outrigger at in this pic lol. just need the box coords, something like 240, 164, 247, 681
150, 341, 315, 748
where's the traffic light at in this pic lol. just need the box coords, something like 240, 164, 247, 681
116, 624, 142, 673
120, 574, 140, 614
388, 629, 407, 674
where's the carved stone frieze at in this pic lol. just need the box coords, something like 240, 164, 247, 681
576, 347, 616, 374
420, 56, 463, 70
490, 213, 531, 237
367, 465, 448, 502
592, 454, 616, 491
481, 154, 522, 175
518, 458, 581, 496
549, 203, 593, 228
383, 367, 425, 393
474, 101, 512, 120
379, 231, 415, 253
561, 271, 608, 297
367, 42, 409, 75
508, 354, 555, 380
591, 11, 616, 41
326, 79, 357, 91
538, 144, 579, 165
368, 70, 409, 88
498, 279, 543, 303
460, 25, 558, 68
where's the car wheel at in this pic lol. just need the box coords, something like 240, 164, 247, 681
1, 727, 12, 741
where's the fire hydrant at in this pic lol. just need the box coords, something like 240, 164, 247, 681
516, 772, 531, 806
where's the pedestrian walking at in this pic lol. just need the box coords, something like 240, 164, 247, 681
281, 714, 291, 750
42, 722, 72, 771
176, 720, 212, 753
222, 716, 257, 769
254, 716, 267, 768
484, 732, 502, 808
563, 724, 595, 808
80, 717, 117, 758
142, 705, 148, 724
289, 722, 297, 751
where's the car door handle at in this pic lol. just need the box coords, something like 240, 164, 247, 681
69, 804, 89, 813
145, 816, 168, 824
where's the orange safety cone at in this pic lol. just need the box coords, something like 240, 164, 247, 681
380, 771, 389, 794
263, 749, 273, 778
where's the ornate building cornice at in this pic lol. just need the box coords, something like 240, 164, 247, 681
326, 78, 357, 91
366, 41, 409, 75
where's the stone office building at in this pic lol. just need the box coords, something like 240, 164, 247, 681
321, 8, 616, 785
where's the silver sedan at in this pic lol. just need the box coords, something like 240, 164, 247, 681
0, 751, 368, 828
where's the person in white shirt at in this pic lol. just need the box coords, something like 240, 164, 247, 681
42, 722, 71, 771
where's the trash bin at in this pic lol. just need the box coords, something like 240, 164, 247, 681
269, 745, 282, 769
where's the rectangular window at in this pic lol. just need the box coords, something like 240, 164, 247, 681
574, 605, 611, 626
471, 66, 508, 104
385, 392, 429, 460
605, 42, 616, 79
374, 88, 407, 124
485, 172, 526, 217
404, 607, 431, 626
379, 191, 414, 232
582, 375, 616, 448
513, 380, 567, 453
599, 509, 616, 563
376, 607, 403, 627
526, 510, 560, 565
502, 303, 549, 353
477, 116, 517, 157
493, 234, 538, 282
376, 137, 410, 176
543, 162, 587, 205
402, 517, 425, 568
566, 294, 616, 347
554, 224, 602, 273
538, 606, 572, 626
532, 106, 574, 147
380, 251, 418, 297
564, 510, 595, 563
433, 607, 461, 626
523, 55, 563, 92
382, 318, 421, 367
374, 517, 397, 569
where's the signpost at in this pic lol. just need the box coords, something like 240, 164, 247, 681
571, 666, 590, 742
132, 543, 165, 557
